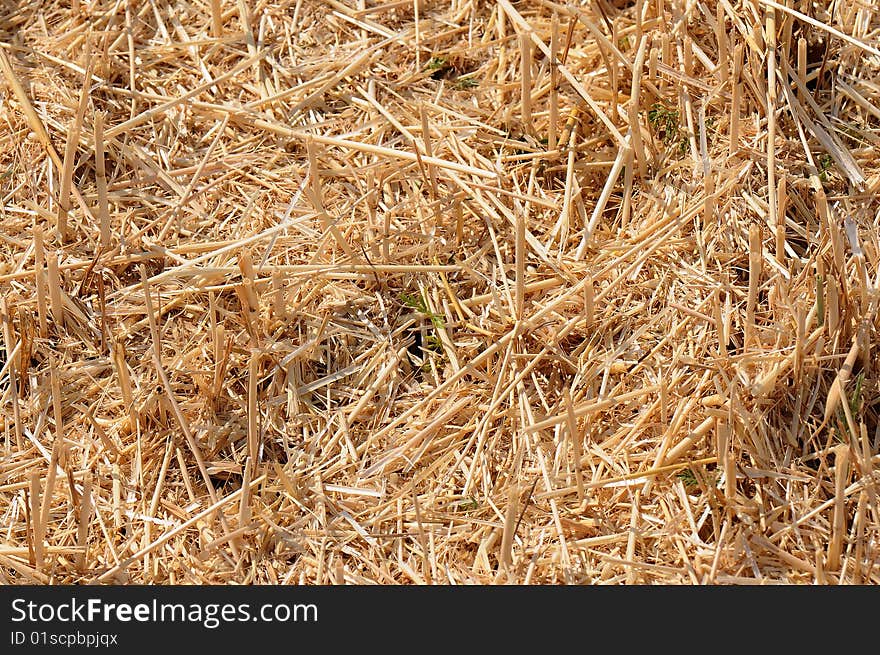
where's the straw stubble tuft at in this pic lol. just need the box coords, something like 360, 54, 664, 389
0, 0, 877, 586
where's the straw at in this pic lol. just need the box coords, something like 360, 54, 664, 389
1, 0, 878, 586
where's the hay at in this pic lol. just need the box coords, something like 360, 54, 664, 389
0, 0, 879, 585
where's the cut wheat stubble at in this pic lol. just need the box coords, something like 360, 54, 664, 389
0, 0, 877, 586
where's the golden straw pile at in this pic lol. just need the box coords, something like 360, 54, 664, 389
1, 0, 879, 585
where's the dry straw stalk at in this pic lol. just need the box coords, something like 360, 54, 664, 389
0, 0, 878, 585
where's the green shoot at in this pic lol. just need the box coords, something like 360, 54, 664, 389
647, 103, 681, 147
647, 103, 690, 154
453, 75, 479, 90
400, 291, 444, 329
677, 469, 699, 489
424, 334, 444, 352
850, 370, 865, 415
818, 153, 833, 182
